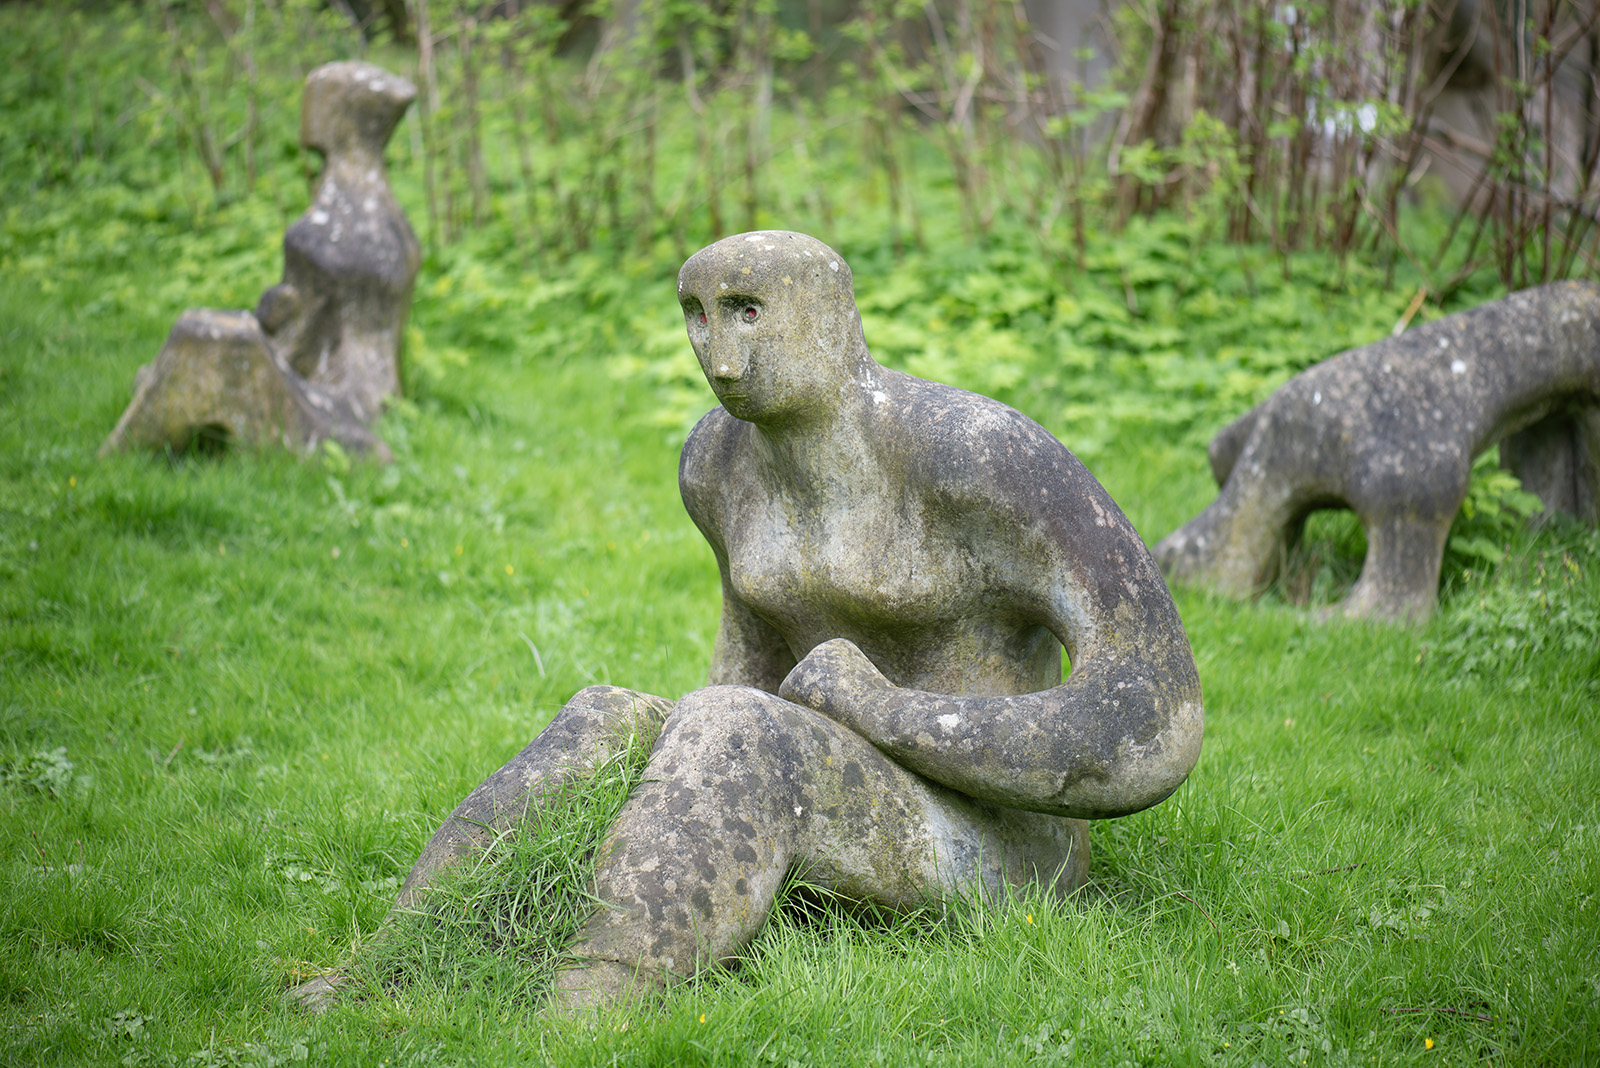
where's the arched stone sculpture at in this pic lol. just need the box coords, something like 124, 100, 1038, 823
102, 61, 419, 460
1154, 281, 1600, 623
298, 231, 1203, 1012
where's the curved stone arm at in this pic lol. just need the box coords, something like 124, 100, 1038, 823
779, 637, 1201, 820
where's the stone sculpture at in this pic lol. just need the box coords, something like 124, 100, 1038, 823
1154, 281, 1600, 622
297, 231, 1203, 1012
102, 61, 420, 460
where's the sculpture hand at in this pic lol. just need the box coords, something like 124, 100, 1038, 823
778, 638, 893, 732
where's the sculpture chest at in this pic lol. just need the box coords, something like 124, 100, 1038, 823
720, 490, 983, 643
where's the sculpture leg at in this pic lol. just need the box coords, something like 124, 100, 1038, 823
1342, 512, 1452, 623
394, 685, 674, 910
1502, 408, 1600, 525
1154, 470, 1298, 598
289, 684, 672, 1012
553, 685, 1088, 1010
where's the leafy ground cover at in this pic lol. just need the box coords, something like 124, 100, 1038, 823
4, 12, 1599, 1068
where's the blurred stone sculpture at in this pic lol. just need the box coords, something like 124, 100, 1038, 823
1154, 281, 1600, 623
295, 231, 1203, 1012
102, 61, 420, 460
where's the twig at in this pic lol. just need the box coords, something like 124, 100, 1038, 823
1172, 889, 1219, 934
1392, 287, 1428, 336
1294, 861, 1368, 877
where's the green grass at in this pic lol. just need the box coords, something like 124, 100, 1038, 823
356, 725, 660, 1013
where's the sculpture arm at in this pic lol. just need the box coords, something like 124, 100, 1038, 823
779, 633, 1200, 820
254, 283, 301, 336
778, 404, 1202, 820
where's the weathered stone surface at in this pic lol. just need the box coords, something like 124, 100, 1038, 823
1500, 405, 1600, 524
1154, 281, 1600, 622
336, 231, 1202, 1013
101, 310, 388, 460
260, 61, 421, 422
103, 61, 418, 460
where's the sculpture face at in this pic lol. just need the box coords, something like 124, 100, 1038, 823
300, 61, 417, 159
678, 231, 862, 426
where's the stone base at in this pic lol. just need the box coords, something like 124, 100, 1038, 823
100, 309, 389, 461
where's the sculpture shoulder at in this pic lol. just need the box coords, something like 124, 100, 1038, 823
679, 405, 748, 540
889, 372, 1178, 641
887, 372, 1103, 521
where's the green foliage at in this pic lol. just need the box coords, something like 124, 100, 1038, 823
1432, 528, 1600, 688
1446, 448, 1548, 568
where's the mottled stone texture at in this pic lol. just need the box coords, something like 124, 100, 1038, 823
1154, 281, 1600, 622
374, 231, 1202, 1012
103, 61, 418, 460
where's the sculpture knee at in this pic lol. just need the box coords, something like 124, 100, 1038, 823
566, 683, 672, 720
573, 690, 807, 979
545, 685, 672, 757
651, 687, 811, 805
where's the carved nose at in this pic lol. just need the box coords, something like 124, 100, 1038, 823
710, 336, 747, 382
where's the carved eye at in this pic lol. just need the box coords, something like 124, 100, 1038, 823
743, 305, 758, 322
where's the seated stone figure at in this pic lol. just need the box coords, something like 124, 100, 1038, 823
102, 61, 419, 460
348, 231, 1204, 1010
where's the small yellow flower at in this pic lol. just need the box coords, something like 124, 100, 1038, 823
400, 538, 409, 548
699, 1014, 706, 1024
1026, 914, 1034, 925
505, 564, 514, 575
68, 476, 76, 487
455, 544, 464, 556
1425, 1038, 1434, 1050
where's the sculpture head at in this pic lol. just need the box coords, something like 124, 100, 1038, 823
300, 61, 417, 161
678, 231, 871, 427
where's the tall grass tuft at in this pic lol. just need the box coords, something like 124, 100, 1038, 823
355, 727, 660, 1011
